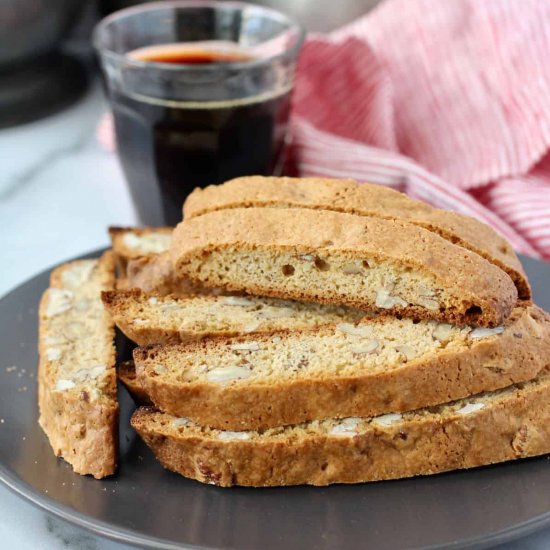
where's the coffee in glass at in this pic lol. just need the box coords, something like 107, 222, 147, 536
94, 2, 305, 226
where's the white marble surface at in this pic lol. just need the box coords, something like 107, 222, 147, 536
1, 82, 550, 550
0, 84, 137, 299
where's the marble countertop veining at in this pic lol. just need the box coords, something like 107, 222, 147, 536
0, 83, 549, 550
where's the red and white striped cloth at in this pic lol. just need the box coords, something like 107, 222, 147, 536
98, 0, 550, 258
292, 0, 550, 259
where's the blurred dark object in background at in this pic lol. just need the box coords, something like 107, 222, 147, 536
99, 0, 381, 33
99, 0, 154, 16
0, 0, 88, 128
0, 0, 381, 129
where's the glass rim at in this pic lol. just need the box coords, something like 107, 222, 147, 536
92, 0, 306, 72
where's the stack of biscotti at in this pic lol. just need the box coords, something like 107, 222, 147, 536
104, 176, 550, 487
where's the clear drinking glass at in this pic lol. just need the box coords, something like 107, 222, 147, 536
94, 1, 305, 226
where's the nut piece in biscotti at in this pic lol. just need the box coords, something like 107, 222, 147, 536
38, 252, 118, 479
132, 304, 550, 431
131, 370, 550, 487
101, 289, 366, 346
170, 208, 518, 327
182, 176, 530, 300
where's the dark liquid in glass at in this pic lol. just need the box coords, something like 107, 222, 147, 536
111, 46, 292, 226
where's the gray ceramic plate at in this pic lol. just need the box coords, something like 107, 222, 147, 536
1, 250, 550, 550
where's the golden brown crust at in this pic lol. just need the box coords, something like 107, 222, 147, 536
171, 208, 517, 327
38, 252, 118, 478
118, 361, 152, 405
183, 177, 530, 299
133, 305, 550, 431
131, 372, 550, 486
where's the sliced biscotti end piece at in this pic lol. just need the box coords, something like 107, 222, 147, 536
182, 176, 530, 300
131, 371, 550, 487
109, 226, 173, 259
108, 226, 172, 291
109, 226, 173, 283
125, 252, 208, 297
118, 361, 152, 405
134, 304, 549, 431
171, 208, 517, 327
38, 252, 118, 479
102, 289, 367, 346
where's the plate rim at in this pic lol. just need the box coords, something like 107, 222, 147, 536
1, 249, 550, 550
3, 442, 550, 550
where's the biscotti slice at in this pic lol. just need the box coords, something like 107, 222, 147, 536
134, 304, 550, 430
109, 226, 172, 289
132, 370, 550, 487
108, 227, 210, 295
38, 252, 118, 478
125, 252, 208, 296
183, 176, 530, 299
102, 289, 366, 346
109, 226, 172, 266
118, 361, 151, 405
171, 208, 517, 326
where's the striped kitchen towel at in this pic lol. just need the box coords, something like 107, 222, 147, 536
292, 0, 550, 258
